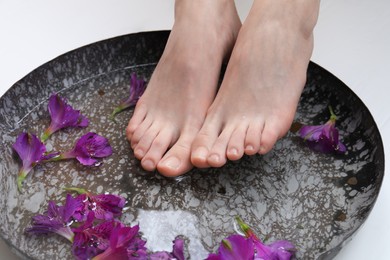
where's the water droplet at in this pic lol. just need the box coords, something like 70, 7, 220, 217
94, 161, 102, 167
89, 202, 97, 211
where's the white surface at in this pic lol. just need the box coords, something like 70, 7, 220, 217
0, 0, 389, 259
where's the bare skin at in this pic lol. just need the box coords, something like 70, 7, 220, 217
191, 0, 320, 168
126, 0, 241, 176
127, 0, 320, 176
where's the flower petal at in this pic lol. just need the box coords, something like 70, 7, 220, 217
25, 200, 74, 242
13, 132, 48, 190
207, 234, 254, 260
110, 73, 147, 119
172, 238, 185, 260
298, 115, 346, 154
298, 125, 324, 141
254, 239, 295, 260
42, 93, 88, 140
59, 132, 112, 166
13, 132, 46, 169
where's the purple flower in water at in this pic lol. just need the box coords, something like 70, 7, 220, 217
12, 132, 57, 191
149, 238, 185, 260
299, 106, 346, 154
65, 187, 126, 221
41, 93, 88, 141
72, 212, 117, 260
25, 194, 82, 242
254, 240, 296, 260
92, 224, 147, 260
56, 132, 113, 166
206, 234, 255, 260
111, 73, 146, 119
235, 215, 296, 260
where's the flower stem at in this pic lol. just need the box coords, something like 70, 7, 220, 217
235, 216, 258, 240
63, 187, 87, 194
328, 106, 338, 121
42, 154, 65, 163
40, 128, 52, 142
17, 170, 27, 192
110, 106, 125, 121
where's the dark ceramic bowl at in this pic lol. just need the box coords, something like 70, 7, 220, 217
0, 31, 384, 259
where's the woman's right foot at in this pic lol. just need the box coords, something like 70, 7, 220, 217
126, 0, 241, 176
191, 0, 320, 168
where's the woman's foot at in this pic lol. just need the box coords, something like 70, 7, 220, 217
126, 0, 241, 176
191, 0, 320, 168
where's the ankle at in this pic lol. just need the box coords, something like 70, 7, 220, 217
173, 0, 241, 57
247, 0, 320, 39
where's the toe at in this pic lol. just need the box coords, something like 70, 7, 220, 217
226, 123, 248, 161
258, 121, 280, 155
133, 124, 160, 160
126, 104, 147, 140
191, 126, 220, 168
207, 126, 235, 167
157, 133, 195, 177
244, 120, 263, 155
130, 117, 153, 148
140, 128, 175, 171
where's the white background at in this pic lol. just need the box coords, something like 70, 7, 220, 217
0, 1, 389, 259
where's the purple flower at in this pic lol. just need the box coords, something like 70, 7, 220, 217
56, 132, 113, 166
12, 132, 57, 191
254, 240, 296, 260
171, 238, 185, 260
41, 93, 88, 141
299, 106, 346, 154
111, 73, 146, 119
65, 187, 126, 221
149, 238, 185, 260
206, 216, 296, 260
206, 235, 255, 260
25, 194, 82, 242
92, 224, 147, 260
72, 212, 117, 260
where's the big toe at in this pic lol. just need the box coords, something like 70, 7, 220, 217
157, 134, 195, 177
259, 119, 289, 154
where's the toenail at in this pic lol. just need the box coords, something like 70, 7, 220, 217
135, 148, 144, 157
209, 154, 220, 163
245, 145, 254, 152
229, 148, 238, 155
194, 147, 208, 160
142, 159, 155, 170
163, 156, 181, 170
